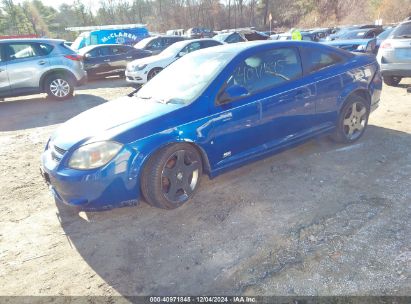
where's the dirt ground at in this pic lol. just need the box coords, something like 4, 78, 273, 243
0, 77, 410, 299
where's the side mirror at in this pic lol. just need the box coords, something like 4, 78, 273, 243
177, 51, 187, 57
218, 84, 248, 104
84, 53, 91, 59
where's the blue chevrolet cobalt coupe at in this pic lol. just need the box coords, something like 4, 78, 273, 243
40, 41, 382, 211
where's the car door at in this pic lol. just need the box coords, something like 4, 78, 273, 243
299, 46, 346, 129
4, 42, 50, 94
84, 46, 112, 77
0, 45, 11, 97
83, 47, 103, 77
208, 47, 315, 169
257, 47, 317, 145
108, 45, 129, 72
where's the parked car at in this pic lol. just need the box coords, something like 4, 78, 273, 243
0, 38, 87, 100
323, 38, 377, 54
40, 41, 382, 211
126, 38, 222, 84
273, 31, 320, 41
186, 27, 214, 38
78, 44, 151, 79
377, 20, 411, 86
134, 35, 186, 55
327, 26, 383, 41
214, 32, 246, 44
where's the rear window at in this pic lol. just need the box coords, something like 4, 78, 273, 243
391, 22, 411, 38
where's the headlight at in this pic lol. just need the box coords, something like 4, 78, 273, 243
68, 141, 123, 170
135, 64, 147, 71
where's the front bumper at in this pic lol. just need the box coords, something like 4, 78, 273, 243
125, 70, 147, 84
40, 146, 144, 211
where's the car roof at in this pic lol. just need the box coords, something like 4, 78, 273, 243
193, 40, 339, 56
168, 38, 222, 48
0, 38, 65, 44
78, 44, 131, 53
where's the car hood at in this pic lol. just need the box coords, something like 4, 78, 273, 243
51, 96, 181, 150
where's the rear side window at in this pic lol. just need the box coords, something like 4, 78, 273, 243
181, 42, 201, 53
226, 33, 245, 43
111, 46, 128, 55
38, 43, 54, 56
302, 48, 343, 74
391, 22, 411, 38
201, 40, 221, 48
4, 43, 40, 61
225, 47, 302, 96
99, 46, 111, 56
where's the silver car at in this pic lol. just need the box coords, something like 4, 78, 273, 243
377, 20, 411, 86
0, 38, 87, 100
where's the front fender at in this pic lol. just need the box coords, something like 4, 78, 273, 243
126, 117, 214, 181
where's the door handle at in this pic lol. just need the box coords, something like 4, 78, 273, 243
104, 59, 110, 62
126, 56, 132, 59
38, 60, 46, 65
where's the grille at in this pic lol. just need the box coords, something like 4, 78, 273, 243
51, 145, 66, 162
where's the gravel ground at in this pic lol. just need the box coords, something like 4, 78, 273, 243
0, 77, 410, 298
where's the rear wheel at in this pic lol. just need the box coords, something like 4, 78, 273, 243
147, 67, 162, 81
331, 95, 369, 144
45, 74, 74, 100
383, 76, 402, 86
141, 144, 203, 209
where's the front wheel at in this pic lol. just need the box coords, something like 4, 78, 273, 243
141, 144, 203, 209
383, 76, 401, 86
331, 95, 369, 144
45, 75, 74, 100
147, 67, 162, 81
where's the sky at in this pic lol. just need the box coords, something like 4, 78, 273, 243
16, 0, 94, 10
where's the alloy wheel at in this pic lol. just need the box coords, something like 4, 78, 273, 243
161, 150, 200, 204
50, 79, 70, 98
342, 101, 367, 141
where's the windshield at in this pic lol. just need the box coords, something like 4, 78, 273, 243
134, 37, 154, 49
377, 28, 393, 40
214, 33, 231, 42
136, 51, 234, 104
339, 31, 366, 39
71, 32, 88, 50
159, 42, 185, 56
391, 22, 411, 38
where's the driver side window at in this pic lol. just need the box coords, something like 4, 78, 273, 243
181, 42, 201, 54
226, 47, 302, 96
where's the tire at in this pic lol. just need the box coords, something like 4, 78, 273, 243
383, 76, 402, 87
45, 74, 74, 100
331, 95, 370, 144
141, 143, 203, 209
147, 67, 162, 81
